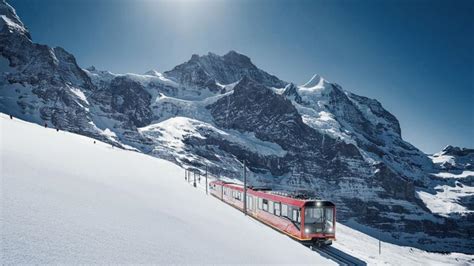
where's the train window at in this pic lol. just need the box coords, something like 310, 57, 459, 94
292, 208, 300, 223
268, 201, 274, 214
234, 191, 241, 200
291, 209, 298, 222
325, 208, 334, 226
274, 202, 281, 216
258, 198, 263, 209
305, 207, 324, 223
247, 196, 253, 209
262, 199, 268, 211
281, 204, 288, 217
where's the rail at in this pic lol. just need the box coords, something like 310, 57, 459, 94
314, 246, 366, 266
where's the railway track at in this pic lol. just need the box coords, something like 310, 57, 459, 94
313, 245, 366, 266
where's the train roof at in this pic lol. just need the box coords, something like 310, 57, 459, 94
211, 180, 334, 208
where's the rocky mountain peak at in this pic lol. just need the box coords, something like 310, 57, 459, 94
282, 83, 303, 104
190, 54, 200, 61
0, 0, 30, 39
222, 50, 252, 64
164, 51, 287, 88
301, 73, 328, 88
144, 69, 160, 76
440, 145, 474, 157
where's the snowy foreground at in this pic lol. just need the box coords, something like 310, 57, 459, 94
1, 114, 472, 265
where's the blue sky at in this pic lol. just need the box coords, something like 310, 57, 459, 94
9, 0, 473, 153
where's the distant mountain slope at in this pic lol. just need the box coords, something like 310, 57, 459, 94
416, 146, 474, 218
1, 0, 472, 253
0, 0, 106, 142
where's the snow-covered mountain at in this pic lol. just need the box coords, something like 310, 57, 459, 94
416, 146, 474, 218
164, 51, 287, 92
1, 0, 472, 254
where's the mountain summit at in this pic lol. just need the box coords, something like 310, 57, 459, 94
164, 50, 287, 90
301, 74, 329, 89
0, 0, 30, 39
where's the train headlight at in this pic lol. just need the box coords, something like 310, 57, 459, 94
305, 228, 311, 234
316, 201, 321, 207
327, 227, 333, 233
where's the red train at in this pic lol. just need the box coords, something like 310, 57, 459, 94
209, 180, 336, 247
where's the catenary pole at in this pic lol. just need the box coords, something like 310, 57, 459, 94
205, 164, 208, 195
243, 160, 247, 215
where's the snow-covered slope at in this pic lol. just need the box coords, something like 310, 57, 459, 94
416, 146, 474, 217
2, 114, 472, 264
1, 114, 332, 264
333, 223, 473, 265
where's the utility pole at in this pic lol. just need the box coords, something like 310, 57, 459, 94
243, 160, 247, 215
193, 170, 197, 187
379, 229, 382, 255
185, 169, 187, 181
379, 238, 381, 255
205, 164, 208, 195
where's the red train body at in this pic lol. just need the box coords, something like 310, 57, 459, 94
209, 180, 336, 246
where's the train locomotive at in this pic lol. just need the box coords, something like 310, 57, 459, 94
209, 180, 336, 247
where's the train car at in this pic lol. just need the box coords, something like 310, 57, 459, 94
209, 180, 335, 247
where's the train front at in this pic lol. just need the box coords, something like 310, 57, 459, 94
302, 201, 335, 246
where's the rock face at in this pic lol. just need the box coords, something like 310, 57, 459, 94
432, 146, 474, 170
164, 51, 287, 90
0, 0, 101, 138
207, 77, 363, 178
423, 146, 474, 218
282, 83, 303, 104
1, 0, 473, 253
93, 76, 153, 128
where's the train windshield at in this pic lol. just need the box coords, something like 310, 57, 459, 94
304, 206, 334, 233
